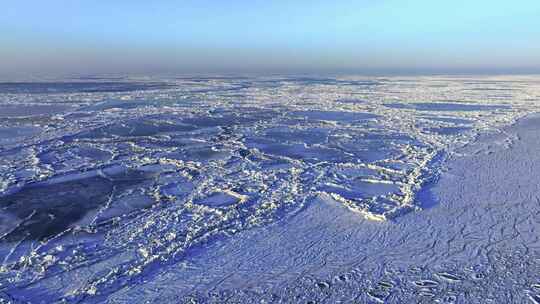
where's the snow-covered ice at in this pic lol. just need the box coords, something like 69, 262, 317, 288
0, 75, 539, 303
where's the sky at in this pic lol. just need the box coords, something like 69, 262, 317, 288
1, 0, 540, 77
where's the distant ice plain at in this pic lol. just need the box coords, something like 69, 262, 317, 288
0, 75, 539, 303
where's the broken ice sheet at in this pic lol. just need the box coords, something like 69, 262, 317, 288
0, 166, 156, 242
0, 76, 537, 302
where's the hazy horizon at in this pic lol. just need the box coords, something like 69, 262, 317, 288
2, 0, 540, 78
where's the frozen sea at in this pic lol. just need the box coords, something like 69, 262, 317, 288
0, 75, 539, 303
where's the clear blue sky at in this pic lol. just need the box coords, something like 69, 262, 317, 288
1, 0, 540, 76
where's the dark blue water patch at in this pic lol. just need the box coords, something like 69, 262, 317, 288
0, 82, 176, 94
332, 138, 401, 162
84, 100, 151, 111
0, 105, 73, 118
354, 149, 400, 163
143, 137, 209, 150
328, 132, 422, 155
63, 112, 95, 120
159, 176, 195, 198
227, 107, 284, 120
246, 139, 347, 162
38, 146, 112, 168
84, 149, 110, 163
290, 110, 378, 122
384, 102, 511, 112
182, 114, 263, 128
75, 119, 198, 139
0, 168, 155, 242
425, 127, 471, 135
263, 128, 329, 145
84, 99, 192, 112
183, 147, 232, 162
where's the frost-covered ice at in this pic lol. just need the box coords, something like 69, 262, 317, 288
0, 75, 539, 303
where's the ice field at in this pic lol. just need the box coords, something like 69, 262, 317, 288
0, 76, 539, 303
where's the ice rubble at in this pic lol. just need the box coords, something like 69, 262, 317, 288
0, 75, 539, 302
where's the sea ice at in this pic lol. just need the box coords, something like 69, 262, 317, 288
0, 75, 539, 303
